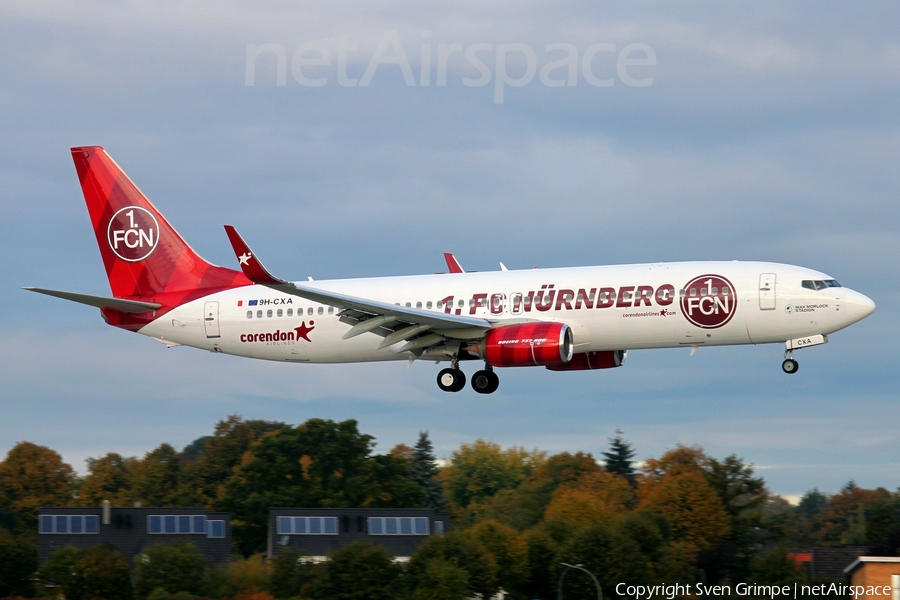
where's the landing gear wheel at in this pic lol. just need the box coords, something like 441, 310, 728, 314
471, 369, 500, 394
437, 368, 466, 392
782, 359, 799, 374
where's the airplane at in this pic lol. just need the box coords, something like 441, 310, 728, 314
26, 146, 876, 394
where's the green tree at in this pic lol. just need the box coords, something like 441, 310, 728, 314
411, 431, 448, 512
407, 532, 499, 599
475, 451, 603, 531
0, 441, 76, 533
184, 415, 285, 502
522, 527, 559, 600
269, 548, 318, 599
749, 546, 802, 586
866, 497, 900, 546
134, 542, 212, 598
410, 558, 469, 600
601, 429, 637, 486
38, 545, 81, 593
0, 527, 37, 597
217, 419, 424, 555
68, 544, 133, 600
313, 540, 403, 600
442, 439, 545, 510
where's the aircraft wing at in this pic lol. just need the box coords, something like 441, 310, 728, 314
224, 226, 492, 352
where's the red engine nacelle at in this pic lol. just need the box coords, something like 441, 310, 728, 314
474, 322, 573, 367
546, 350, 626, 371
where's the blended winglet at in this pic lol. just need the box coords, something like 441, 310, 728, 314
444, 253, 465, 274
223, 225, 285, 285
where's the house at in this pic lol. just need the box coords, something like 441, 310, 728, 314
38, 502, 231, 565
843, 557, 900, 600
267, 507, 449, 561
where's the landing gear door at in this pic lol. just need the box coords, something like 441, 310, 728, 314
759, 273, 776, 310
204, 301, 221, 338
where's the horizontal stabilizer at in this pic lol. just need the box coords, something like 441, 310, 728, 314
23, 287, 161, 313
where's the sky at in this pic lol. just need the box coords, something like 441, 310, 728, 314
1, 0, 898, 497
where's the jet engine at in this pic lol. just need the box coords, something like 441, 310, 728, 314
470, 322, 573, 367
546, 350, 626, 371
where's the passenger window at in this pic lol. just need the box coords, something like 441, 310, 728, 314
405, 302, 411, 308
802, 280, 816, 290
328, 306, 334, 314
679, 289, 686, 297
700, 288, 708, 296
690, 289, 697, 297
458, 299, 464, 307
308, 307, 313, 315
267, 309, 273, 318
287, 308, 293, 317
426, 301, 433, 309
318, 307, 324, 315
277, 309, 283, 317
711, 287, 718, 295
436, 300, 442, 309
468, 299, 475, 307
246, 311, 253, 319
257, 310, 263, 318
416, 302, 422, 309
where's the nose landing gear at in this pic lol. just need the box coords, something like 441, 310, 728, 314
782, 350, 799, 374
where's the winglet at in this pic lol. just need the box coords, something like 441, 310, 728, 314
224, 225, 286, 285
444, 253, 465, 274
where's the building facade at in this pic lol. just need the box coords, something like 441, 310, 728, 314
844, 557, 900, 600
267, 507, 448, 560
38, 505, 231, 565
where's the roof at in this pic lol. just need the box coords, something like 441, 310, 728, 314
844, 556, 900, 575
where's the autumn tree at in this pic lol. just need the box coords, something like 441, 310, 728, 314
217, 418, 424, 555
0, 527, 37, 597
67, 545, 133, 600
639, 463, 731, 551
544, 470, 634, 526
469, 520, 529, 595
0, 441, 76, 533
134, 542, 213, 598
602, 429, 637, 486
77, 452, 139, 506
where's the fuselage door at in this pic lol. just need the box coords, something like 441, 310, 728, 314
203, 301, 221, 338
759, 273, 776, 310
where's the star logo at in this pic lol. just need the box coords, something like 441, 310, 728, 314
294, 321, 315, 342
660, 309, 668, 317
238, 252, 252, 266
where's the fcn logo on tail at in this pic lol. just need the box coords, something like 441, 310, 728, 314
107, 206, 159, 262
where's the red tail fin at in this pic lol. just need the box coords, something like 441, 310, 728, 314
72, 146, 250, 303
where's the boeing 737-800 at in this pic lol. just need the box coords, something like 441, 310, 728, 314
26, 147, 876, 394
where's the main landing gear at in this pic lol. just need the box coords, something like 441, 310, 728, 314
782, 350, 799, 374
471, 366, 500, 395
436, 359, 500, 394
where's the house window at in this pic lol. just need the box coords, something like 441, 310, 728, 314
39, 515, 100, 534
147, 515, 208, 534
433, 520, 444, 535
276, 516, 338, 535
207, 520, 225, 538
367, 517, 430, 535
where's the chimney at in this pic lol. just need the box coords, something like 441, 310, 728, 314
102, 500, 111, 525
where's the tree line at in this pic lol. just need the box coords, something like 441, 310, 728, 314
1, 416, 899, 599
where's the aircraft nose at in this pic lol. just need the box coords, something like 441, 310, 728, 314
845, 290, 875, 321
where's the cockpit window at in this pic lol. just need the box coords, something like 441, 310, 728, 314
802, 279, 842, 290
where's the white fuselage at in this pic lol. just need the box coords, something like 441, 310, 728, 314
139, 261, 875, 364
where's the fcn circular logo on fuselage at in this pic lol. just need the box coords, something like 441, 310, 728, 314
107, 206, 159, 262
680, 274, 737, 329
